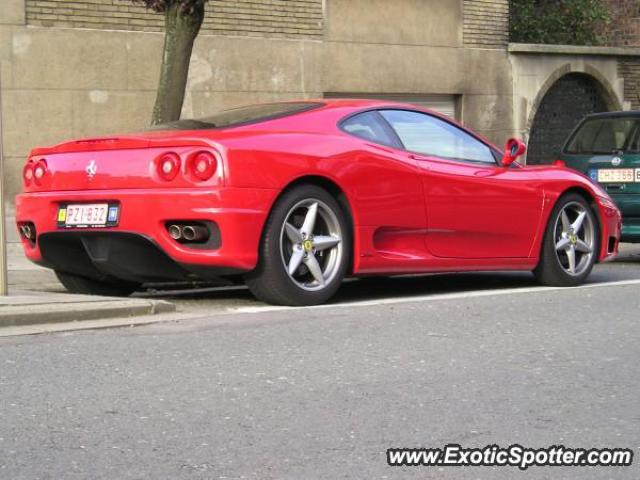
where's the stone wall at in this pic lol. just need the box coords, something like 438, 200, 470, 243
618, 59, 640, 109
463, 0, 509, 48
604, 0, 640, 47
527, 73, 608, 164
508, 45, 625, 147
26, 0, 324, 39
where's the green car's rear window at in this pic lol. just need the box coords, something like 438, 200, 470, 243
565, 117, 640, 154
150, 102, 323, 131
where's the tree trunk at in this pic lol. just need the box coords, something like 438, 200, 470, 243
151, 1, 204, 126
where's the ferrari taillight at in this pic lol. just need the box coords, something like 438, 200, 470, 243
33, 159, 47, 184
23, 162, 34, 186
156, 152, 181, 181
188, 151, 217, 181
23, 158, 47, 187
154, 150, 220, 183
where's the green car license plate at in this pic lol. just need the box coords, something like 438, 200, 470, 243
592, 168, 640, 183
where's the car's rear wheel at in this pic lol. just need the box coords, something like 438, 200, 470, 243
534, 193, 599, 287
55, 271, 137, 297
245, 185, 351, 306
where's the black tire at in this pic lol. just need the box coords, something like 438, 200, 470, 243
533, 193, 599, 287
245, 185, 351, 306
55, 271, 138, 297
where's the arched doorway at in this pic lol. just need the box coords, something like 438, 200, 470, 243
527, 73, 612, 165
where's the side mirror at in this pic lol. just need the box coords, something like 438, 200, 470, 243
501, 138, 526, 167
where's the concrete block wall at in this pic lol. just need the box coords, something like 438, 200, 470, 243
26, 0, 324, 39
1, 0, 517, 206
463, 0, 509, 48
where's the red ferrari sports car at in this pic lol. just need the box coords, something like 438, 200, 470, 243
16, 100, 621, 305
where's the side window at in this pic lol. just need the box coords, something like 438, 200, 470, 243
380, 110, 496, 164
340, 111, 401, 148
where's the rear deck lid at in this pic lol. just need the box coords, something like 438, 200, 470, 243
25, 135, 222, 192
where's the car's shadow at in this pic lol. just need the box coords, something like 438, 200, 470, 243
134, 245, 640, 307
138, 271, 542, 306
137, 251, 640, 307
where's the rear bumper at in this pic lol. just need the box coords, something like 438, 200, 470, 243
15, 188, 278, 278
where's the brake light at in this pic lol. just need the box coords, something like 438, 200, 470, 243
23, 158, 47, 187
156, 152, 181, 181
33, 159, 47, 183
553, 159, 566, 167
188, 151, 217, 181
23, 162, 34, 186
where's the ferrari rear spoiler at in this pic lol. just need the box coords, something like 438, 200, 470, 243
30, 135, 216, 155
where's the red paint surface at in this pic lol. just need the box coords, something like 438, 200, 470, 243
16, 100, 621, 276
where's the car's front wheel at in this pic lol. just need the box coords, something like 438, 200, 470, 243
245, 185, 351, 306
55, 271, 138, 297
534, 193, 599, 287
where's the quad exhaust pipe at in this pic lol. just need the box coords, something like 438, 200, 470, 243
167, 223, 209, 244
182, 225, 208, 242
168, 224, 183, 240
19, 223, 36, 242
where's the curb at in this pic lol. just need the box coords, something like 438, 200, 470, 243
0, 299, 176, 327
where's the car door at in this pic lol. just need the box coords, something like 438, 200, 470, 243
379, 109, 543, 259
339, 110, 429, 259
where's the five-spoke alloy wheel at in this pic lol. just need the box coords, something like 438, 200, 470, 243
246, 185, 351, 306
534, 193, 599, 287
281, 199, 344, 291
553, 201, 596, 277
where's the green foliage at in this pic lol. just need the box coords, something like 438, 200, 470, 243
510, 0, 611, 45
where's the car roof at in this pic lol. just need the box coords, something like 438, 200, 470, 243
312, 98, 419, 110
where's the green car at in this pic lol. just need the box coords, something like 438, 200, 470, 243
558, 111, 640, 243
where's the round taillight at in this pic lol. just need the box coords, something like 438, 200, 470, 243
23, 163, 34, 185
24, 158, 47, 185
156, 153, 181, 181
34, 164, 45, 179
188, 152, 217, 181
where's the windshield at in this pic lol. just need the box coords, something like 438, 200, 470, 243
564, 117, 640, 154
150, 102, 323, 131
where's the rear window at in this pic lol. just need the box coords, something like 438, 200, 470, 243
150, 102, 323, 131
565, 117, 640, 154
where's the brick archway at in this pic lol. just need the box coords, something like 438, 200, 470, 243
526, 67, 621, 165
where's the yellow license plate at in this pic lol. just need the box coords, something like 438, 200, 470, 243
597, 168, 635, 183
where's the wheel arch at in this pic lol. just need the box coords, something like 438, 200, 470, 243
540, 185, 603, 261
265, 175, 356, 273
558, 186, 601, 226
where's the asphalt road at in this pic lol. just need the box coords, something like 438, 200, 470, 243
144, 243, 640, 314
2, 247, 640, 479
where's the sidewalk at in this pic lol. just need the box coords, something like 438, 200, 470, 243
1, 209, 176, 331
